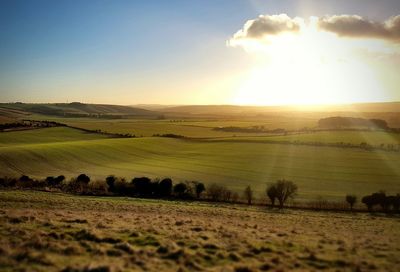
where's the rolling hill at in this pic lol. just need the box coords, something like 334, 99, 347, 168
1, 126, 399, 201
0, 102, 158, 119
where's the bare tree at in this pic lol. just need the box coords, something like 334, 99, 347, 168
345, 194, 357, 211
244, 185, 253, 205
273, 179, 298, 208
207, 183, 225, 201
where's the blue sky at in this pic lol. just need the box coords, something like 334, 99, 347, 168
1, 0, 400, 105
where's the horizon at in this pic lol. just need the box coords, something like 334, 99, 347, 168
2, 100, 400, 108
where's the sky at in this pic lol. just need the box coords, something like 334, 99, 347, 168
1, 0, 400, 106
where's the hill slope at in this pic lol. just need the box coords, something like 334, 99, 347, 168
0, 102, 158, 118
1, 127, 399, 200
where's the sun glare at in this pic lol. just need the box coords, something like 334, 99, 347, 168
231, 21, 389, 106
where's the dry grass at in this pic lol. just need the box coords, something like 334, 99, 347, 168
0, 190, 399, 271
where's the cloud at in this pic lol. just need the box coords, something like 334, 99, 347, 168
317, 15, 400, 41
228, 14, 400, 49
230, 14, 303, 41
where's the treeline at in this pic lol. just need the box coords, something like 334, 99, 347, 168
0, 119, 135, 138
0, 175, 298, 208
152, 134, 185, 138
2, 175, 399, 213
271, 139, 400, 152
361, 191, 400, 212
0, 120, 65, 131
213, 126, 286, 134
304, 193, 400, 213
0, 175, 206, 200
318, 117, 389, 130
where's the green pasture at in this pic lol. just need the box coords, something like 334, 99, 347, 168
209, 130, 400, 146
0, 127, 110, 147
26, 114, 317, 137
1, 127, 399, 201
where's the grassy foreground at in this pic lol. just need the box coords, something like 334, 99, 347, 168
1, 127, 400, 201
0, 190, 399, 271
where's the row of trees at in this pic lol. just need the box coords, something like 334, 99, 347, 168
3, 175, 399, 213
0, 175, 300, 208
361, 191, 400, 212
344, 193, 400, 213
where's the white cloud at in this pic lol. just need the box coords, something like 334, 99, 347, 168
228, 14, 400, 51
228, 14, 303, 44
317, 15, 400, 42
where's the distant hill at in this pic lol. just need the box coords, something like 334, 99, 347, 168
160, 102, 400, 115
0, 102, 158, 119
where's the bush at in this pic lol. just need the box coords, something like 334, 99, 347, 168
77, 174, 90, 185
64, 178, 82, 193
0, 177, 17, 187
46, 175, 65, 187
106, 175, 116, 192
88, 180, 108, 195
131, 177, 152, 197
194, 182, 206, 199
17, 175, 36, 188
158, 178, 173, 197
113, 178, 129, 195
207, 183, 225, 202
173, 182, 188, 198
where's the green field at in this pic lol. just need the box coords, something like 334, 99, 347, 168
1, 127, 399, 201
1, 190, 399, 272
210, 130, 400, 146
0, 127, 110, 147
26, 114, 318, 137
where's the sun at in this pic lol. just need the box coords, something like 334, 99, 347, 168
230, 24, 388, 106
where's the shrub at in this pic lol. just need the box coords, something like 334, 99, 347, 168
45, 175, 65, 187
194, 182, 206, 199
173, 182, 188, 198
18, 175, 36, 188
55, 175, 65, 184
106, 175, 116, 192
131, 177, 152, 197
88, 180, 108, 195
76, 174, 90, 185
65, 178, 82, 193
158, 178, 173, 197
0, 177, 17, 187
114, 178, 129, 195
207, 183, 225, 202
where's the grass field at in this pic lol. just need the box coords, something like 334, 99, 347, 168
0, 127, 110, 147
209, 131, 400, 146
26, 115, 318, 137
1, 127, 399, 201
0, 190, 399, 272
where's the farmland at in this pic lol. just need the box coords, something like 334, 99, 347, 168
209, 130, 400, 146
1, 126, 399, 201
1, 190, 399, 272
25, 115, 318, 137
